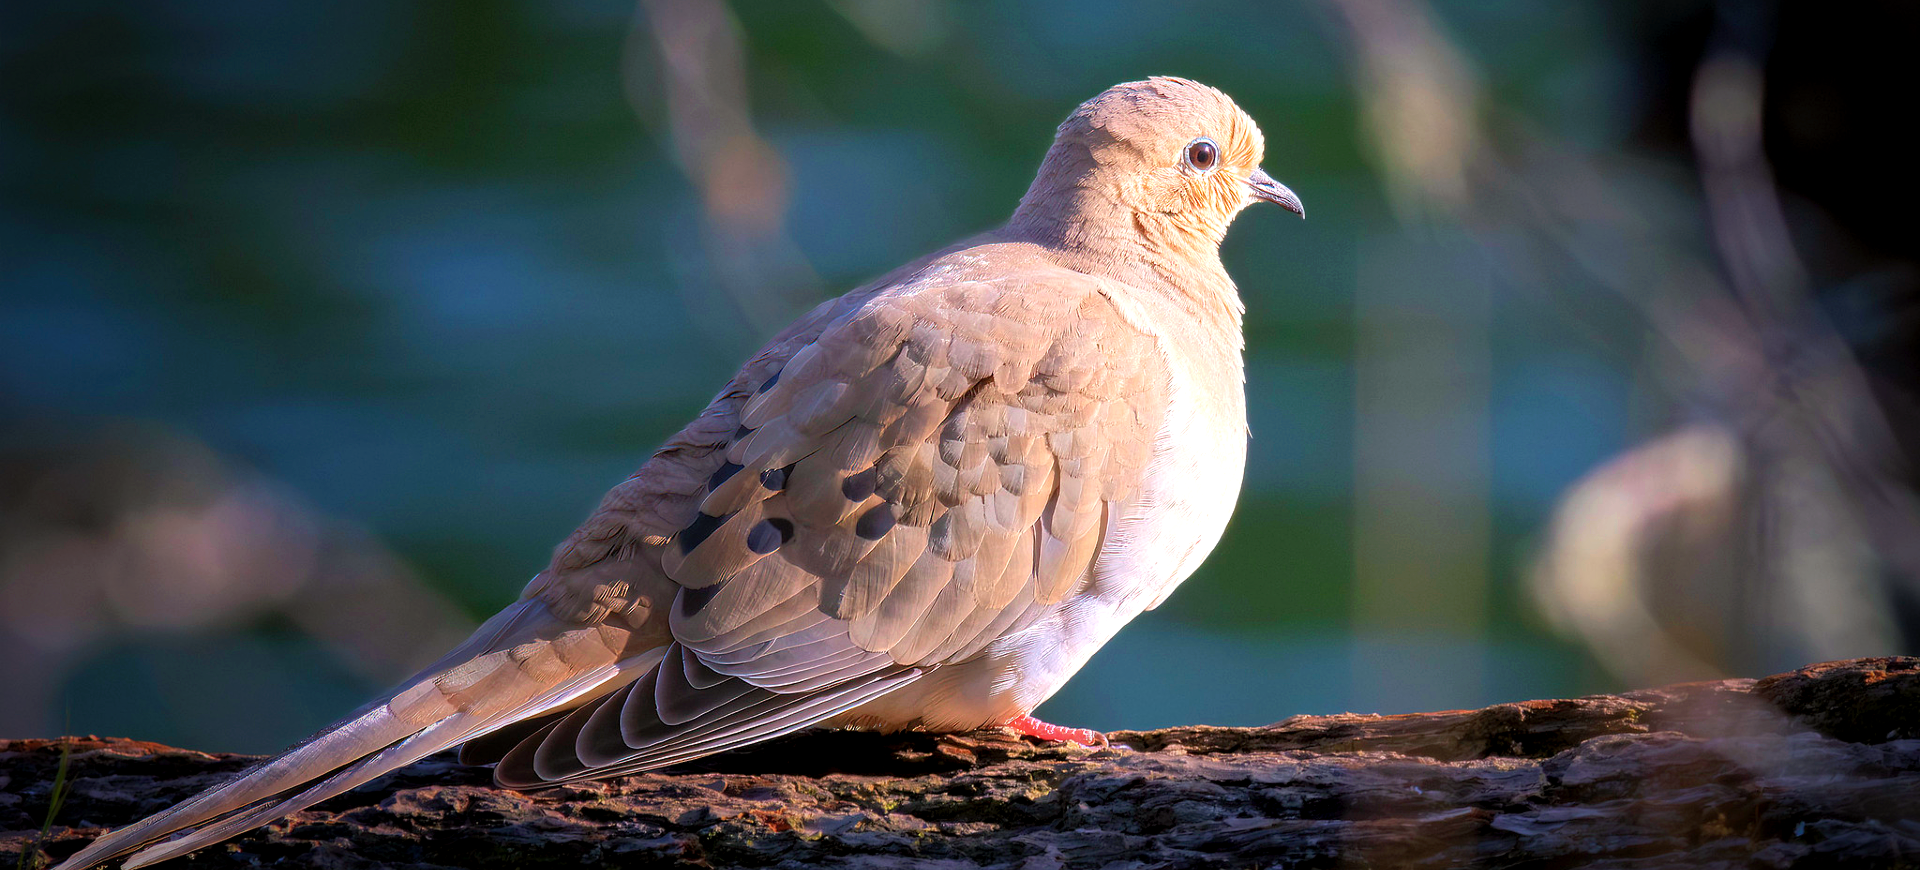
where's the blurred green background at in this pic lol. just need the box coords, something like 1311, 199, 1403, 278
3, 0, 1916, 754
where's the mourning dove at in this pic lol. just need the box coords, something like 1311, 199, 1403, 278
58, 76, 1302, 869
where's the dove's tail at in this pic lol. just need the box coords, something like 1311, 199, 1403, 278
54, 597, 659, 870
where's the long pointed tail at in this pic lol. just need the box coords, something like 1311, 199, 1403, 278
55, 599, 658, 870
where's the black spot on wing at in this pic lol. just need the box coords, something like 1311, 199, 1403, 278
855, 504, 896, 540
734, 425, 753, 440
747, 518, 794, 554
756, 367, 781, 393
708, 462, 743, 490
760, 464, 792, 491
678, 583, 721, 618
842, 467, 878, 501
678, 511, 729, 554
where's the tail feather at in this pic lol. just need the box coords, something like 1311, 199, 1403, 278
53, 704, 415, 870
55, 599, 652, 870
121, 714, 480, 868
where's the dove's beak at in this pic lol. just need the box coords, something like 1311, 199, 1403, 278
1247, 169, 1304, 218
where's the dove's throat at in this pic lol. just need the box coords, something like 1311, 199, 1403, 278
1007, 187, 1244, 334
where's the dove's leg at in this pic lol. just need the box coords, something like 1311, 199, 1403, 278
1003, 715, 1107, 747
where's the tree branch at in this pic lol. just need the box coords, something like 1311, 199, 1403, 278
4, 657, 1916, 868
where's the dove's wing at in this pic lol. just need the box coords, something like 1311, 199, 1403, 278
496, 246, 1171, 786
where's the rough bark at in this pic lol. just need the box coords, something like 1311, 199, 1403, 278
3, 657, 1917, 869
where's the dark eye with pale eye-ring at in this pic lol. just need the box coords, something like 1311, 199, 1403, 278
1184, 138, 1219, 172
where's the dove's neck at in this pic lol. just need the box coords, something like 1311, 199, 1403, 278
1007, 174, 1245, 333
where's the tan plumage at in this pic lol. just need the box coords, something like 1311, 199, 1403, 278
58, 76, 1301, 869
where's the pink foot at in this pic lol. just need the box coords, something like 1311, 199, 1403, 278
1003, 715, 1108, 747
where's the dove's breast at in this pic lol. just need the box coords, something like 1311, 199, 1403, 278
984, 328, 1248, 717
841, 300, 1249, 730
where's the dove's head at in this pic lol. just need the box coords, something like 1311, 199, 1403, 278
1013, 77, 1302, 260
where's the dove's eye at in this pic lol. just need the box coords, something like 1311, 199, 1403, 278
1184, 138, 1219, 173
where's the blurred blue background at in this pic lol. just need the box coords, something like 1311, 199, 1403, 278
3, 0, 1916, 754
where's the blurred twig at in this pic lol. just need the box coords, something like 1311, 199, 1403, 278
1690, 2, 1920, 609
625, 0, 819, 342
1325, 0, 1477, 218
0, 424, 477, 740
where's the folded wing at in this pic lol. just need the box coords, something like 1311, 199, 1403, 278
504, 261, 1169, 785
